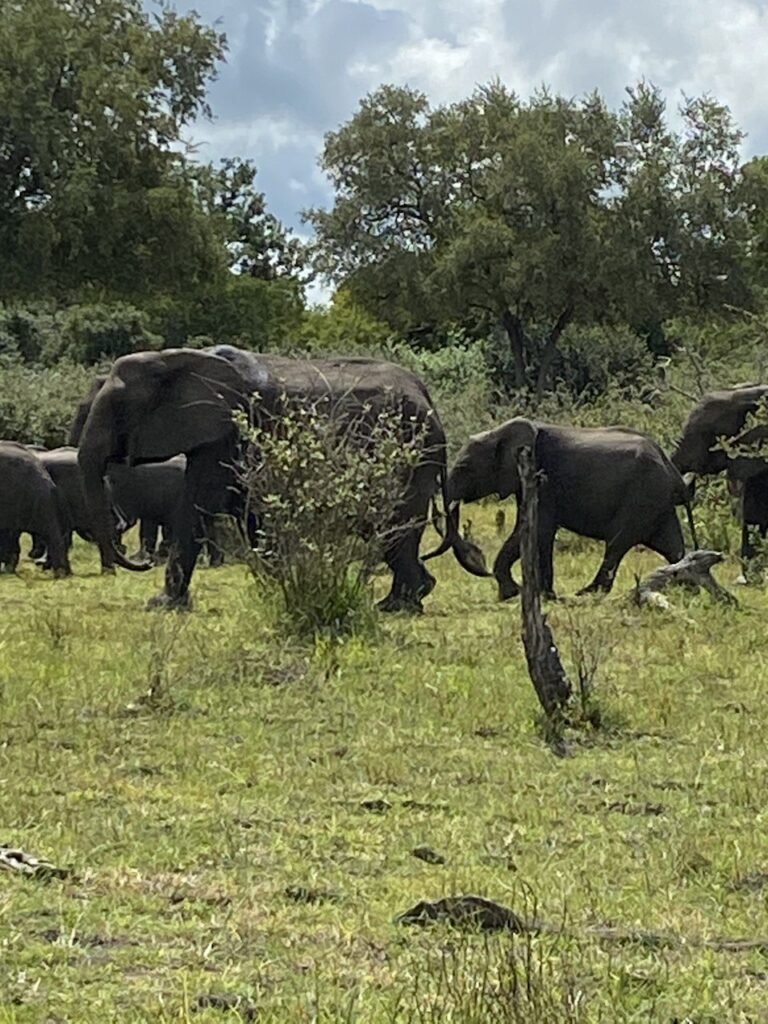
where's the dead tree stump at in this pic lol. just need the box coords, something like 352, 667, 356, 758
632, 550, 737, 607
518, 447, 572, 718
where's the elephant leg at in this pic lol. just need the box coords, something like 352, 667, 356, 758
42, 521, 71, 578
645, 511, 685, 564
199, 514, 224, 568
379, 526, 435, 613
147, 443, 235, 611
156, 525, 172, 562
136, 519, 159, 561
28, 534, 46, 561
43, 529, 73, 571
578, 531, 635, 595
0, 531, 20, 573
537, 515, 558, 600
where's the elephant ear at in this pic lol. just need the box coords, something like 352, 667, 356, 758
494, 417, 538, 497
727, 422, 768, 481
125, 350, 253, 461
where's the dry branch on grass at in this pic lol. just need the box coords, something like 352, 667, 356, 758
632, 550, 738, 607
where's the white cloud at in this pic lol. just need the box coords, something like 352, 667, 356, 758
179, 0, 768, 232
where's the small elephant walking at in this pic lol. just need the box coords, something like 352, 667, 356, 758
0, 441, 71, 577
434, 418, 697, 599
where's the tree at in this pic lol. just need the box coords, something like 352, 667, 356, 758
0, 0, 225, 299
308, 81, 753, 396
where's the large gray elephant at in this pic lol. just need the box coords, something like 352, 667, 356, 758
0, 441, 70, 576
672, 384, 768, 562
75, 346, 488, 611
71, 378, 223, 566
428, 418, 697, 598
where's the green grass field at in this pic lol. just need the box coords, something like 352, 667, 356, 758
2, 506, 768, 1022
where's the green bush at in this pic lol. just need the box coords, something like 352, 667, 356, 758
59, 303, 163, 365
0, 358, 94, 447
0, 307, 61, 363
297, 293, 393, 355
240, 401, 424, 639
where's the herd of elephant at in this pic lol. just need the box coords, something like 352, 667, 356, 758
0, 342, 766, 612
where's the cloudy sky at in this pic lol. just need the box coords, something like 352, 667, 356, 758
177, 0, 768, 238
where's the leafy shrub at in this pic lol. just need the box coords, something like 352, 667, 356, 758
59, 303, 162, 365
239, 401, 424, 638
298, 292, 393, 354
0, 357, 94, 446
0, 307, 62, 363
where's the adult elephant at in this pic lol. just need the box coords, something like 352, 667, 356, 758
671, 384, 768, 563
0, 441, 70, 577
427, 418, 697, 599
71, 377, 224, 567
76, 346, 488, 610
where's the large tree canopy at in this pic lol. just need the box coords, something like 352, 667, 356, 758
308, 81, 752, 395
0, 0, 304, 311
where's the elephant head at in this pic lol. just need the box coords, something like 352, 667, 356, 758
424, 418, 537, 568
77, 348, 255, 572
447, 417, 539, 505
672, 384, 768, 479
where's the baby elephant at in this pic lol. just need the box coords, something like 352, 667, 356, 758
0, 441, 71, 577
440, 418, 697, 599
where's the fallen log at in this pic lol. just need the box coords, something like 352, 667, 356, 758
631, 550, 737, 608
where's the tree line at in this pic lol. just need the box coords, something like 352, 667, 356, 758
3, 0, 768, 396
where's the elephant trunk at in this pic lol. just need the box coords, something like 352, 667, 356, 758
78, 446, 152, 574
422, 463, 490, 578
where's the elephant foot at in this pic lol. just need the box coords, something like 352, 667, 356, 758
100, 564, 116, 576
146, 590, 193, 612
377, 593, 424, 614
53, 567, 72, 579
496, 579, 520, 602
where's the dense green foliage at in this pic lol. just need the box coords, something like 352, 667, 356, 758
308, 82, 755, 395
0, 0, 304, 342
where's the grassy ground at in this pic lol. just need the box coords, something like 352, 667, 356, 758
2, 506, 768, 1023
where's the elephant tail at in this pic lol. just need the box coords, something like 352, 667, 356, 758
677, 473, 699, 551
684, 496, 699, 551
422, 451, 491, 578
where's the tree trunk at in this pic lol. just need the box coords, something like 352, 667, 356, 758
500, 308, 528, 391
518, 446, 572, 718
534, 304, 575, 401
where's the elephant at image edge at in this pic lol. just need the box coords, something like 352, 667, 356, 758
429, 417, 697, 598
671, 384, 768, 562
0, 441, 71, 576
76, 346, 488, 611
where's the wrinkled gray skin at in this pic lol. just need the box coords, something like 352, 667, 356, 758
29, 447, 166, 571
72, 380, 223, 567
0, 441, 70, 577
439, 418, 696, 599
672, 384, 768, 562
107, 456, 187, 563
76, 346, 488, 611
